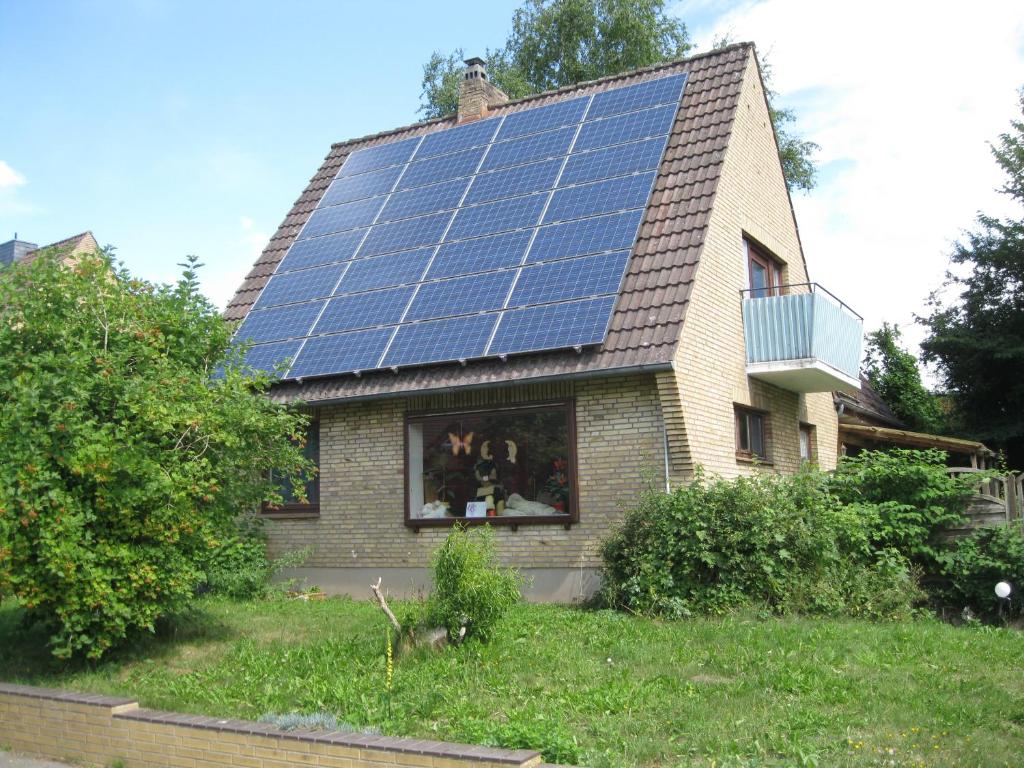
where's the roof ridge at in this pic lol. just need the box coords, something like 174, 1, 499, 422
329, 42, 754, 150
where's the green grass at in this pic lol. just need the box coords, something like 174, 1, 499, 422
2, 599, 1023, 767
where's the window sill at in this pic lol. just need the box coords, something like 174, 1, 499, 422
735, 453, 773, 466
261, 505, 320, 520
406, 515, 575, 532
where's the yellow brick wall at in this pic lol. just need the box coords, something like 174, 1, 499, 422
0, 685, 541, 768
266, 373, 665, 570
669, 50, 839, 478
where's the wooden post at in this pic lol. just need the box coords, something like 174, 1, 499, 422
1008, 474, 1020, 522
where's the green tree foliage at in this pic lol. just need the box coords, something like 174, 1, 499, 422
420, 0, 817, 192
0, 251, 313, 659
920, 89, 1024, 467
428, 525, 522, 642
863, 322, 946, 433
944, 525, 1024, 618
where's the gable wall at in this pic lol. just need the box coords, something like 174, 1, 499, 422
265, 372, 665, 596
666, 50, 838, 478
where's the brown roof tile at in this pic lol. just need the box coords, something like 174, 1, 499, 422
226, 43, 753, 403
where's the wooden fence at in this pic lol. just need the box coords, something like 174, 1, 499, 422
945, 468, 1023, 535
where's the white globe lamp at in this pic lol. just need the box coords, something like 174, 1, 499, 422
995, 581, 1011, 599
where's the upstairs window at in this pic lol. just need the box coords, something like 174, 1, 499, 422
735, 406, 769, 461
745, 240, 783, 298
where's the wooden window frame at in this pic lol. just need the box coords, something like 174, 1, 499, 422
735, 405, 771, 463
404, 399, 579, 532
262, 419, 320, 518
745, 240, 784, 297
799, 422, 816, 464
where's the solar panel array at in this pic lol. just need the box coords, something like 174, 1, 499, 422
235, 72, 688, 378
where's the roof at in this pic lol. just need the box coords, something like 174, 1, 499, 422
839, 423, 994, 458
20, 231, 99, 265
225, 43, 753, 403
834, 377, 905, 428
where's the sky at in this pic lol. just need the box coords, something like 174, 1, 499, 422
2, 0, 1024, 375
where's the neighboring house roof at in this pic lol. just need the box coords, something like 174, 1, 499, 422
834, 377, 904, 428
19, 231, 99, 265
226, 44, 752, 403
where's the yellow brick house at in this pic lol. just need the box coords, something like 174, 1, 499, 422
225, 43, 862, 600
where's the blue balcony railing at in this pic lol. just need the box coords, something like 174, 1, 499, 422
741, 283, 863, 393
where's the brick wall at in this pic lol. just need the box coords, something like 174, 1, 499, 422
669, 50, 839, 479
0, 683, 541, 768
266, 373, 665, 572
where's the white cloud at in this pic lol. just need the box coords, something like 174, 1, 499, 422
677, 0, 1024, 380
0, 161, 27, 189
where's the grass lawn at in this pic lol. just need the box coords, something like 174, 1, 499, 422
1, 598, 1023, 767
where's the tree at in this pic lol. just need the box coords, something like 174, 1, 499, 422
419, 0, 817, 192
920, 89, 1024, 467
863, 323, 946, 434
0, 251, 313, 659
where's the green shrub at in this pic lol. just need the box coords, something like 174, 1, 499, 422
428, 526, 523, 642
202, 533, 271, 600
944, 525, 1024, 617
600, 469, 921, 619
827, 449, 977, 572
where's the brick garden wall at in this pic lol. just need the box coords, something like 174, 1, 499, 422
0, 682, 542, 768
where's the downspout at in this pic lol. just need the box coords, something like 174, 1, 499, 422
663, 421, 672, 493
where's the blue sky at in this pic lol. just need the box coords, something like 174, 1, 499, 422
3, 0, 1024, 369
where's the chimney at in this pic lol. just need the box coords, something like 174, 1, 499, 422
0, 235, 38, 266
457, 57, 508, 123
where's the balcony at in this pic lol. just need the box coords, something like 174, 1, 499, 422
741, 283, 863, 393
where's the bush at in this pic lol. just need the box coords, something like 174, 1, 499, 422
944, 525, 1024, 618
827, 449, 977, 573
600, 469, 922, 619
428, 525, 523, 642
0, 253, 314, 659
202, 528, 271, 600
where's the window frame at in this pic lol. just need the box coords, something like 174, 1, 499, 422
745, 239, 784, 298
734, 405, 771, 463
261, 418, 321, 518
799, 422, 816, 464
404, 399, 579, 531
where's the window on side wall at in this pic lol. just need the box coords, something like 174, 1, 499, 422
735, 406, 769, 462
406, 401, 577, 528
263, 419, 320, 516
799, 423, 816, 464
745, 239, 783, 298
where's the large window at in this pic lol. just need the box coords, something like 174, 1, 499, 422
735, 406, 769, 462
263, 420, 320, 515
745, 240, 783, 298
406, 401, 577, 528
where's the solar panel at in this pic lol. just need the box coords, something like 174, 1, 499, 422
544, 172, 657, 224
510, 251, 630, 307
357, 211, 452, 258
335, 247, 434, 294
313, 286, 414, 334
233, 71, 688, 378
416, 117, 500, 159
574, 104, 677, 152
488, 296, 617, 355
526, 210, 645, 263
337, 137, 420, 178
481, 125, 577, 171
379, 178, 470, 223
279, 228, 367, 272
320, 165, 402, 207
405, 271, 517, 322
446, 193, 547, 241
383, 313, 499, 367
299, 196, 385, 240
236, 301, 325, 344
464, 158, 562, 205
496, 96, 589, 141
241, 339, 303, 375
398, 146, 486, 190
428, 230, 532, 279
586, 74, 686, 120
559, 137, 667, 187
254, 263, 347, 308
288, 327, 395, 378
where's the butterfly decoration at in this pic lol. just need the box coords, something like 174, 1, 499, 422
449, 431, 474, 456
505, 440, 518, 464
480, 440, 492, 460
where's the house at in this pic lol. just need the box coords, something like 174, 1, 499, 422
0, 231, 100, 267
225, 43, 863, 600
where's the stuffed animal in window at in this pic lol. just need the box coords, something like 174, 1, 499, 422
474, 440, 506, 515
